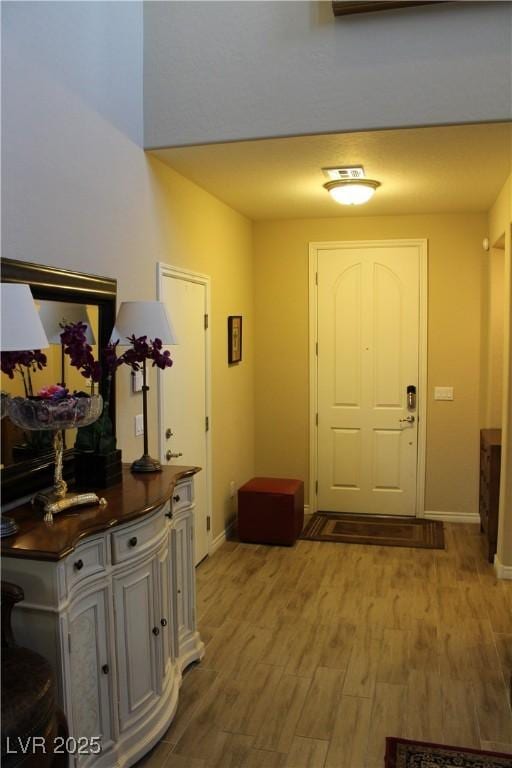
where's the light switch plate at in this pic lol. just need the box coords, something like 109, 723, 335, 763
135, 413, 144, 436
434, 386, 454, 401
132, 370, 143, 393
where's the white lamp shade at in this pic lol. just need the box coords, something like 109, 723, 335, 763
38, 301, 96, 345
110, 301, 177, 346
1, 283, 49, 351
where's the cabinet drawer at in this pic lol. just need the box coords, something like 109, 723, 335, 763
112, 510, 166, 564
171, 480, 193, 513
66, 537, 107, 592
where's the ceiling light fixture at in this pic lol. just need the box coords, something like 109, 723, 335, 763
324, 178, 381, 206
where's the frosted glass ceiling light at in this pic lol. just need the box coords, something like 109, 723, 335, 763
324, 179, 381, 206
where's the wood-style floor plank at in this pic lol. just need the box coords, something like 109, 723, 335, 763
295, 667, 345, 741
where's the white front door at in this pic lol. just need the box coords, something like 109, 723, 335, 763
159, 269, 210, 564
315, 241, 425, 516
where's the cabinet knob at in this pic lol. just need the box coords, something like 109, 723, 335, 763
152, 626, 160, 636
129, 536, 138, 548
160, 618, 168, 627
173, 494, 180, 503
74, 559, 84, 571
177, 589, 181, 595
165, 511, 173, 519
102, 664, 109, 675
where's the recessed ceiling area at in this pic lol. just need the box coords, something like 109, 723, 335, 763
150, 122, 511, 221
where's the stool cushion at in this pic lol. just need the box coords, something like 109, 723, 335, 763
238, 477, 304, 546
1, 647, 56, 762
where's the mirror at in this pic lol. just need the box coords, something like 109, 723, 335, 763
1, 258, 117, 504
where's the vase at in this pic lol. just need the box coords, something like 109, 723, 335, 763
6, 394, 106, 523
75, 448, 123, 489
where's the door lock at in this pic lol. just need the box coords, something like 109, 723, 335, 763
165, 428, 174, 440
166, 450, 183, 461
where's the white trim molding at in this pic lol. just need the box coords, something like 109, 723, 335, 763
494, 554, 512, 580
210, 519, 236, 555
424, 510, 480, 524
309, 239, 428, 518
157, 262, 213, 559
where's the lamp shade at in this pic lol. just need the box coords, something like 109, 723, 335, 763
1, 283, 49, 351
110, 301, 177, 346
39, 301, 96, 345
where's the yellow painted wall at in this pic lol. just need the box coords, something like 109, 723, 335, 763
147, 157, 255, 537
253, 213, 487, 518
488, 174, 512, 568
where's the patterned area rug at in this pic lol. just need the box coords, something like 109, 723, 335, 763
301, 512, 444, 549
385, 738, 512, 767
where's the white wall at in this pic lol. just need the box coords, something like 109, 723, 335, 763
1, 1, 256, 537
144, 0, 512, 149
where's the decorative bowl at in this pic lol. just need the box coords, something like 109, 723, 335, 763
6, 394, 103, 432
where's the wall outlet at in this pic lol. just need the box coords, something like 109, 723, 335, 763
135, 414, 144, 436
230, 481, 236, 498
434, 386, 454, 401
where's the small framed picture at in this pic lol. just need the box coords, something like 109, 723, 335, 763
228, 315, 242, 364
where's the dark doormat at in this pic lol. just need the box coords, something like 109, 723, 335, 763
300, 512, 444, 549
385, 737, 512, 767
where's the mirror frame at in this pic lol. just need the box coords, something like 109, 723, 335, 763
1, 258, 117, 504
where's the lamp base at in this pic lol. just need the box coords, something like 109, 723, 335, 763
131, 454, 162, 473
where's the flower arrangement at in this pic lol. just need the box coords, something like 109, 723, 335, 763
1, 349, 48, 397
74, 331, 172, 456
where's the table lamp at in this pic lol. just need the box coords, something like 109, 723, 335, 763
110, 301, 177, 473
38, 301, 96, 388
1, 283, 49, 537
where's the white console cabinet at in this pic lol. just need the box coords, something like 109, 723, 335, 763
1, 468, 204, 768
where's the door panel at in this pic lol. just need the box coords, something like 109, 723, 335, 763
68, 586, 114, 759
161, 274, 209, 564
317, 243, 421, 516
113, 559, 159, 732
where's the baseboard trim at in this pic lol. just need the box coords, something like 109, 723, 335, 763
423, 510, 480, 524
210, 519, 235, 555
494, 554, 512, 580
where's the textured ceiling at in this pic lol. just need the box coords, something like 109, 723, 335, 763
150, 123, 511, 221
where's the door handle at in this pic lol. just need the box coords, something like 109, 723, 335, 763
399, 415, 415, 424
166, 451, 183, 461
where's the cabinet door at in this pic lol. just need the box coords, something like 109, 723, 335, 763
155, 539, 175, 687
113, 557, 160, 733
173, 509, 196, 646
68, 585, 115, 761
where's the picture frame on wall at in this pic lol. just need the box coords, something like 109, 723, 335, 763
228, 315, 242, 364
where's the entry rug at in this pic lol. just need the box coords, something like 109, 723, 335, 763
301, 512, 444, 549
385, 738, 512, 767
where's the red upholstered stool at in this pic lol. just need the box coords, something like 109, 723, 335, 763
238, 477, 304, 546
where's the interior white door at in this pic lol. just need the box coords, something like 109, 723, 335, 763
317, 243, 421, 516
160, 274, 209, 564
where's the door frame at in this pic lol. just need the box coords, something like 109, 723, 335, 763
157, 262, 212, 557
308, 239, 428, 517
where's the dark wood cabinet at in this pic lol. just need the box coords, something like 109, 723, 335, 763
479, 429, 502, 563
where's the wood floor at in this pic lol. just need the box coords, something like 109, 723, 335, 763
138, 523, 512, 768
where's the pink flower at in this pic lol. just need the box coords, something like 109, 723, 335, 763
38, 384, 67, 399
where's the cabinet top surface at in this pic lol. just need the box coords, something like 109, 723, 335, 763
1, 465, 199, 562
